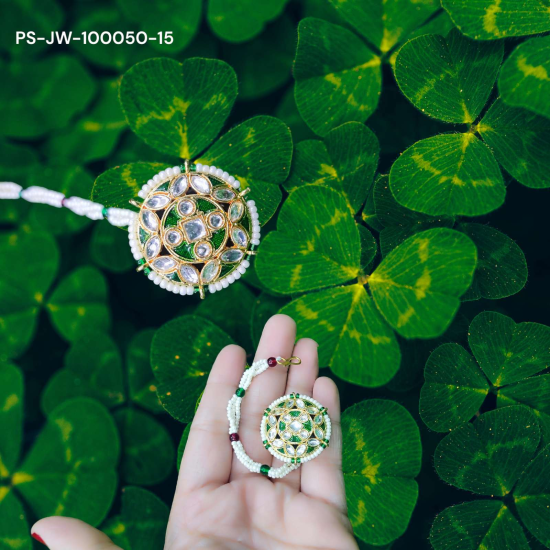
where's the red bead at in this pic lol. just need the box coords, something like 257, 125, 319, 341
267, 357, 277, 367
229, 433, 239, 442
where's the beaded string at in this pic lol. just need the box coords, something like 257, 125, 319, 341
0, 181, 136, 228
227, 357, 332, 479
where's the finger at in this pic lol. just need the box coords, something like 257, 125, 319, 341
300, 376, 347, 513
31, 517, 121, 549
277, 338, 319, 491
230, 314, 296, 480
176, 344, 246, 497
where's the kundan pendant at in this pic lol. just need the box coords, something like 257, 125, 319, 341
129, 161, 260, 299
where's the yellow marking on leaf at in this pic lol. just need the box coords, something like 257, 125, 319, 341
517, 55, 550, 81
415, 267, 432, 299
134, 97, 191, 158
11, 472, 34, 485
397, 306, 415, 327
34, 292, 43, 304
483, 0, 502, 36
111, 522, 126, 535
77, 306, 86, 316
0, 456, 9, 478
295, 301, 319, 321
83, 121, 101, 132
2, 394, 19, 412
362, 454, 381, 485
367, 334, 391, 345
0, 486, 9, 504
319, 163, 338, 179
324, 73, 342, 88
451, 175, 465, 186
380, 27, 400, 53
66, 447, 72, 463
290, 264, 303, 289
412, 153, 441, 176
351, 499, 368, 527
55, 418, 74, 442
418, 238, 429, 263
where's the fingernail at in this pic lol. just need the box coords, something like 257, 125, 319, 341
31, 532, 47, 546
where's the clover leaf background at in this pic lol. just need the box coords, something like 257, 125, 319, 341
1, 1, 550, 549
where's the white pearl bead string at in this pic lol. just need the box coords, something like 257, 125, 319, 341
0, 182, 136, 228
227, 358, 331, 479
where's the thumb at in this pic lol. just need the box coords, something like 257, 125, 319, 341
31, 517, 121, 549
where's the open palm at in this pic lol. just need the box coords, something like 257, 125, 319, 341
32, 315, 358, 550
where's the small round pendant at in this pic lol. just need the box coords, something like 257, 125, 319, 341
261, 393, 331, 464
128, 163, 260, 298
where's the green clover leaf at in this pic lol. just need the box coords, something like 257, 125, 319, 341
294, 18, 382, 137
342, 399, 421, 546
207, 0, 288, 43
120, 57, 237, 159
1, 382, 120, 535
258, 184, 477, 384
394, 29, 503, 124
0, 55, 96, 139
392, 29, 550, 207
478, 98, 550, 189
373, 175, 454, 255
458, 222, 527, 300
256, 185, 361, 293
441, 0, 550, 40
431, 406, 550, 549
430, 500, 530, 550
151, 315, 234, 422
96, 58, 292, 224
327, 0, 440, 55
420, 311, 550, 433
90, 222, 136, 274
46, 266, 111, 341
102, 486, 169, 550
46, 80, 127, 164
0, 231, 60, 360
499, 35, 550, 120
116, 0, 201, 54
284, 122, 379, 213
369, 228, 477, 338
40, 331, 174, 486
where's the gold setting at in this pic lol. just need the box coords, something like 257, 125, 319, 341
134, 163, 255, 298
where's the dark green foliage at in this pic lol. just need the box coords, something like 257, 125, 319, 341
0, 2, 549, 549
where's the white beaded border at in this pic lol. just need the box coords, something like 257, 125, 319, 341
260, 395, 331, 464
227, 358, 330, 479
132, 165, 262, 296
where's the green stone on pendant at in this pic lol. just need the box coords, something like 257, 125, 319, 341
196, 198, 217, 213
279, 421, 286, 430
303, 421, 312, 431
290, 410, 301, 417
139, 227, 149, 245
290, 435, 301, 443
157, 181, 170, 191
173, 242, 195, 261
164, 208, 180, 227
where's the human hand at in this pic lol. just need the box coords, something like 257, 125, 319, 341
31, 315, 358, 550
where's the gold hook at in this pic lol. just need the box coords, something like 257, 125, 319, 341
277, 356, 301, 367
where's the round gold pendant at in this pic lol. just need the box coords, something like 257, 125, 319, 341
129, 163, 259, 298
261, 393, 331, 464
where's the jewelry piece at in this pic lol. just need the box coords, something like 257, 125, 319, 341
227, 356, 331, 479
0, 161, 260, 299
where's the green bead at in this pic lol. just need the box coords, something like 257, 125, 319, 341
260, 464, 270, 476
138, 258, 146, 265
102, 207, 109, 217
235, 387, 245, 397
144, 267, 152, 275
